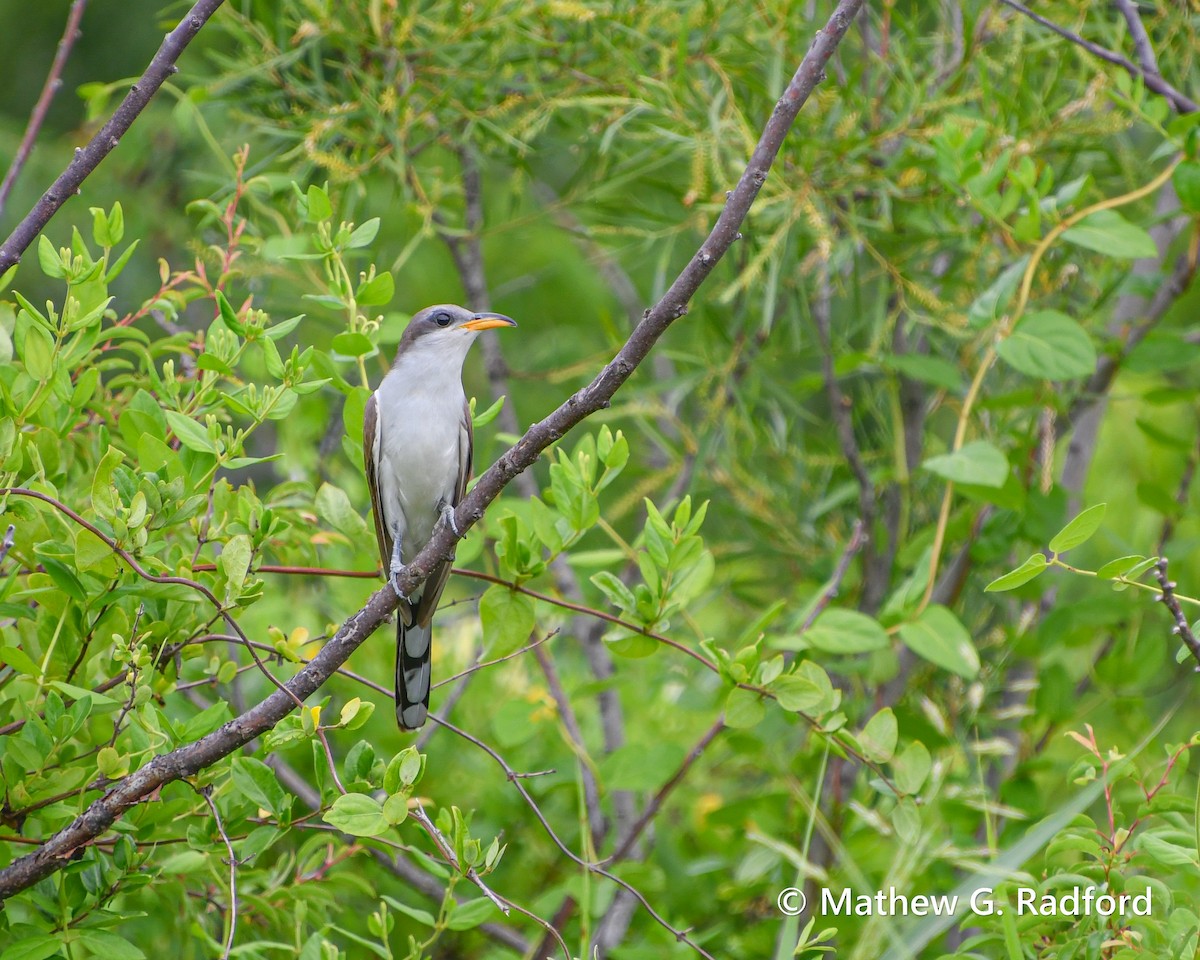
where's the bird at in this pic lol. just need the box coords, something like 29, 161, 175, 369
363, 304, 517, 729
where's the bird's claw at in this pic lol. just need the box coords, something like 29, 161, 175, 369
390, 561, 411, 601
437, 501, 461, 537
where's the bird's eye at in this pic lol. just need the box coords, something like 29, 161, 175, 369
434, 312, 452, 327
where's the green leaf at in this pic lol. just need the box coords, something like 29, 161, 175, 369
330, 331, 375, 357
73, 930, 145, 960
42, 558, 86, 602
315, 482, 367, 538
1174, 161, 1200, 215
898, 605, 980, 679
479, 585, 535, 656
324, 793, 389, 837
0, 934, 65, 960
859, 708, 898, 762
922, 440, 1009, 488
357, 271, 394, 307
591, 570, 635, 611
231, 756, 287, 817
724, 686, 766, 729
346, 217, 380, 248
1048, 503, 1106, 554
0, 644, 43, 678
893, 741, 932, 795
471, 395, 506, 429
37, 235, 65, 279
265, 313, 305, 340
91, 445, 124, 520
1095, 555, 1149, 579
1061, 209, 1157, 259
21, 323, 53, 380
447, 898, 498, 931
967, 256, 1029, 326
892, 796, 921, 844
215, 289, 246, 336
768, 673, 826, 713
381, 896, 437, 928
884, 355, 962, 392
219, 534, 253, 592
306, 184, 332, 222
795, 608, 889, 654
997, 310, 1096, 381
164, 410, 217, 454
985, 553, 1048, 592
1138, 834, 1197, 867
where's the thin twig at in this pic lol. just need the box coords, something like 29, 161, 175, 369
0, 524, 15, 567
601, 716, 725, 867
997, 0, 1197, 112
0, 0, 227, 274
434, 717, 718, 960
1154, 559, 1200, 668
0, 487, 298, 705
797, 519, 867, 635
0, 2, 864, 901
0, 0, 89, 219
267, 757, 533, 953
408, 801, 510, 916
195, 784, 238, 959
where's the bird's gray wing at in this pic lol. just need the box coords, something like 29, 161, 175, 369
410, 397, 472, 629
363, 391, 391, 574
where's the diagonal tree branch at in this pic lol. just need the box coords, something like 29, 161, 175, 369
1112, 0, 1160, 78
997, 0, 1197, 113
0, 0, 225, 274
0, 0, 89, 220
0, 0, 866, 902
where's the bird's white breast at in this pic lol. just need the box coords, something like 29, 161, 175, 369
375, 349, 466, 563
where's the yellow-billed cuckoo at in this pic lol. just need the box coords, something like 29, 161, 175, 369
364, 304, 517, 729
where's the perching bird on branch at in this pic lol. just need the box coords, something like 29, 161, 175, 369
364, 304, 517, 729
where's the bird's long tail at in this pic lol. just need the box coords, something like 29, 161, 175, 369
396, 618, 432, 730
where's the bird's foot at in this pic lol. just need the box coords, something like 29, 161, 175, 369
436, 500, 461, 537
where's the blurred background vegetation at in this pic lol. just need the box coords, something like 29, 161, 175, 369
1, 1, 1199, 958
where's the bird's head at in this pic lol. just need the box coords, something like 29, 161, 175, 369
395, 304, 517, 367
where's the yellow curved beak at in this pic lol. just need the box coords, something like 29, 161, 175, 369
461, 312, 517, 331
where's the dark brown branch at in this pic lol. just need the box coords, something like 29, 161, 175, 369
997, 0, 1197, 113
0, 0, 864, 902
1154, 559, 1200, 668
1112, 0, 1160, 78
601, 716, 725, 867
0, 0, 226, 274
0, 0, 88, 220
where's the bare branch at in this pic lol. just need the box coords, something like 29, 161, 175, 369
997, 0, 1197, 113
602, 716, 725, 867
1154, 559, 1200, 668
1112, 0, 1160, 77
0, 0, 865, 902
195, 785, 238, 959
0, 0, 226, 274
408, 801, 509, 916
0, 0, 88, 219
